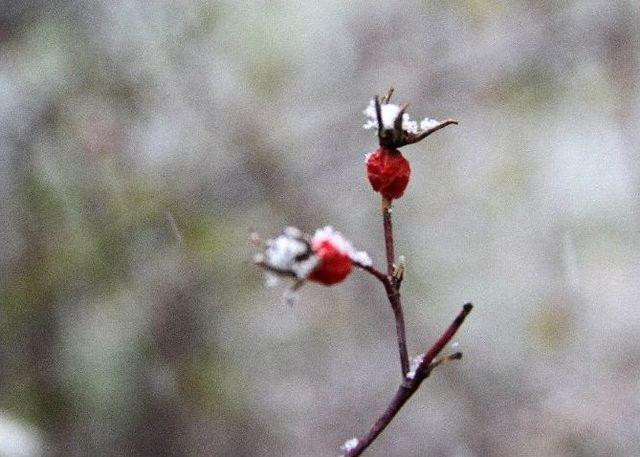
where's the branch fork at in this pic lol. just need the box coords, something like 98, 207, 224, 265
343, 88, 469, 454
253, 89, 470, 456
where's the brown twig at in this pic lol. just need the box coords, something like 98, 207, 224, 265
343, 303, 473, 457
386, 279, 409, 377
354, 256, 410, 378
382, 197, 395, 276
370, 195, 410, 377
355, 192, 409, 377
381, 196, 410, 377
354, 262, 388, 284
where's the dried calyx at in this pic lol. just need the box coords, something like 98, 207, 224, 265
363, 88, 458, 202
363, 88, 458, 149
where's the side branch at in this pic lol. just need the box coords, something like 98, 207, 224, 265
354, 261, 410, 377
386, 285, 409, 376
343, 303, 473, 457
354, 262, 388, 285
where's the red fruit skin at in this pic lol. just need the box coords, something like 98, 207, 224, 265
366, 147, 411, 200
307, 240, 353, 285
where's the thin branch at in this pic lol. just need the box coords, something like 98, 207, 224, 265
381, 196, 410, 377
381, 197, 395, 277
414, 303, 473, 379
254, 260, 299, 279
353, 258, 409, 377
387, 285, 410, 377
428, 351, 463, 371
354, 262, 388, 285
343, 303, 473, 457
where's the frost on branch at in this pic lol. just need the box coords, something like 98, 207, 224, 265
253, 226, 372, 287
406, 353, 424, 380
340, 438, 359, 453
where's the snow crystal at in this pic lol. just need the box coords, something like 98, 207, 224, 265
283, 226, 302, 238
363, 99, 400, 130
264, 273, 279, 288
265, 235, 307, 268
262, 230, 319, 279
406, 354, 424, 380
351, 250, 372, 267
340, 438, 359, 453
363, 99, 440, 135
420, 117, 439, 131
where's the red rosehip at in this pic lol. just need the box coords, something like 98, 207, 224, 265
307, 239, 353, 285
366, 147, 411, 200
254, 226, 370, 288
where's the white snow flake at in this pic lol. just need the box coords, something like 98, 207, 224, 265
340, 438, 359, 453
363, 99, 441, 135
262, 230, 319, 279
363, 100, 401, 130
406, 354, 425, 380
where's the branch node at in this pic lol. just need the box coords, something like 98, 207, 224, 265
393, 255, 405, 283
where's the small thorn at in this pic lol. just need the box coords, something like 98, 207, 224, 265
429, 351, 463, 371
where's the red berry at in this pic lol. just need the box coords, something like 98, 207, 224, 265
307, 239, 353, 285
366, 147, 411, 200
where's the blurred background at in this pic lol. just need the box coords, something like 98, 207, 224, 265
1, 1, 639, 456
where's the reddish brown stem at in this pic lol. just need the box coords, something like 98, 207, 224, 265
355, 263, 388, 284
378, 196, 409, 377
386, 283, 409, 377
382, 197, 395, 276
354, 260, 410, 377
344, 303, 473, 457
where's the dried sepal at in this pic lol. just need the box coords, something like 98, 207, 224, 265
363, 88, 458, 149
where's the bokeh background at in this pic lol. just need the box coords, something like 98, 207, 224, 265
1, 1, 639, 456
